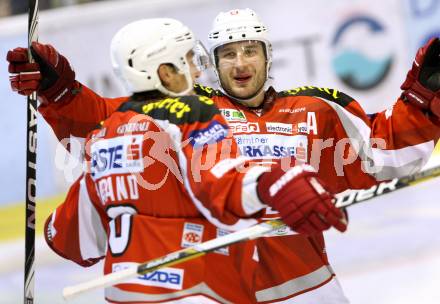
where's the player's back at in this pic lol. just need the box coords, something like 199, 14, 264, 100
81, 95, 254, 302
85, 95, 219, 218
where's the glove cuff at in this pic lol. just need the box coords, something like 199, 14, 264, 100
38, 80, 80, 105
402, 79, 440, 119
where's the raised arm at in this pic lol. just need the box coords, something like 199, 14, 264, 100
7, 42, 127, 142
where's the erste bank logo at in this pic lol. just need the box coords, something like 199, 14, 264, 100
331, 15, 393, 90
90, 135, 143, 179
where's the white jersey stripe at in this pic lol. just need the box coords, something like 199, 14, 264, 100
105, 282, 231, 303
78, 177, 107, 260
154, 119, 259, 231
255, 265, 333, 302
241, 165, 269, 215
371, 141, 434, 179
319, 98, 433, 180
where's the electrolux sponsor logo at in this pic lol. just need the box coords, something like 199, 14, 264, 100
90, 135, 143, 179
189, 121, 229, 148
220, 108, 247, 122
266, 122, 293, 134
229, 122, 260, 133
112, 263, 184, 290
331, 15, 393, 90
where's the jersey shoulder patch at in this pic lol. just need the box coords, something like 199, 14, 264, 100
194, 83, 223, 98
279, 86, 354, 107
117, 95, 220, 125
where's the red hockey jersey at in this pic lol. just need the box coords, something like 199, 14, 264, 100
45, 94, 270, 303
41, 83, 440, 303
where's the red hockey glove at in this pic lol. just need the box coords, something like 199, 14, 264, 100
401, 37, 440, 119
7, 41, 77, 104
257, 164, 347, 235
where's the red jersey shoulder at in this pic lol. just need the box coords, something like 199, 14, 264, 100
115, 95, 221, 125
193, 83, 223, 98
278, 86, 355, 108
277, 86, 369, 124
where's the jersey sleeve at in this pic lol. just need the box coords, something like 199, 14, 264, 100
44, 174, 108, 267
127, 95, 269, 231
284, 86, 440, 182
331, 95, 440, 180
38, 82, 127, 142
301, 87, 440, 180
368, 99, 440, 179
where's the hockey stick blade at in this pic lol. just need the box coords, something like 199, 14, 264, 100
62, 164, 440, 300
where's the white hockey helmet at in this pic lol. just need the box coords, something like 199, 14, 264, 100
208, 8, 272, 99
110, 18, 208, 96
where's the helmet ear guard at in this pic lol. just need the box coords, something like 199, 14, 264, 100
110, 18, 206, 97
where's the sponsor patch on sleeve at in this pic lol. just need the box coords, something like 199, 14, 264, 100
188, 121, 229, 148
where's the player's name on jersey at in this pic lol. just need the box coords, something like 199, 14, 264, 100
96, 175, 140, 205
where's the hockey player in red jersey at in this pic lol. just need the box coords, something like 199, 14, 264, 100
7, 7, 440, 304
21, 18, 345, 303
199, 10, 440, 303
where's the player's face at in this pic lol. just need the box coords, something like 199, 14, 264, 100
215, 41, 267, 99
170, 51, 201, 94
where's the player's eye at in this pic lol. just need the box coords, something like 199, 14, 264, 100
244, 47, 258, 57
221, 51, 236, 59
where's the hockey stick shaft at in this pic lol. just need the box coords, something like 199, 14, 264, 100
63, 164, 440, 300
334, 165, 440, 208
62, 220, 285, 299
24, 1, 39, 304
